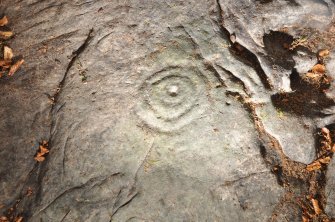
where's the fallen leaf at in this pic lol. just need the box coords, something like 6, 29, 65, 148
311, 199, 321, 215
321, 127, 330, 135
0, 31, 13, 39
319, 156, 331, 164
318, 49, 330, 58
34, 155, 45, 162
8, 59, 24, 76
303, 72, 322, 85
0, 16, 8, 26
306, 161, 321, 171
34, 141, 49, 162
0, 60, 11, 68
42, 140, 48, 146
26, 187, 33, 197
302, 216, 310, 222
320, 127, 332, 151
4, 46, 13, 60
35, 152, 43, 157
38, 145, 49, 156
0, 60, 11, 65
290, 36, 308, 50
15, 216, 23, 222
0, 216, 8, 222
305, 72, 321, 78
311, 64, 326, 74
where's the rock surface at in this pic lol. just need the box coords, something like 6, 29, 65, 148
0, 0, 334, 221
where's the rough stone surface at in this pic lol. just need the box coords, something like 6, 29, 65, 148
0, 0, 334, 221
326, 157, 335, 217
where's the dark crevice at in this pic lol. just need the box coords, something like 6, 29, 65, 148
230, 43, 273, 90
33, 3, 66, 16
214, 0, 273, 90
220, 171, 269, 187
203, 62, 227, 88
272, 165, 284, 186
0, 29, 95, 222
255, 0, 273, 4
260, 144, 267, 158
217, 64, 250, 96
59, 209, 71, 222
111, 192, 139, 217
52, 28, 94, 106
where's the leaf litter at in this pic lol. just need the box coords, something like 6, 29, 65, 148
34, 141, 49, 162
306, 127, 334, 172
0, 16, 24, 78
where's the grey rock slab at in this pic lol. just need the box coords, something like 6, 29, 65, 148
30, 13, 284, 220
1, 0, 334, 221
255, 104, 317, 164
326, 157, 335, 217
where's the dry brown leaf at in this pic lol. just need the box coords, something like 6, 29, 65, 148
305, 72, 321, 79
36, 152, 44, 157
0, 16, 8, 26
318, 49, 330, 58
311, 199, 321, 215
321, 127, 330, 135
0, 216, 8, 222
320, 127, 332, 151
39, 145, 49, 156
34, 141, 49, 162
34, 155, 45, 162
302, 216, 310, 222
8, 59, 24, 76
15, 216, 23, 222
42, 140, 48, 146
26, 187, 33, 197
290, 37, 308, 50
4, 46, 13, 60
0, 31, 13, 39
319, 156, 331, 164
306, 161, 321, 171
303, 72, 322, 85
0, 59, 11, 67
321, 141, 332, 151
311, 64, 326, 74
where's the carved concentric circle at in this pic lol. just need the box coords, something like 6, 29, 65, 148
136, 67, 208, 132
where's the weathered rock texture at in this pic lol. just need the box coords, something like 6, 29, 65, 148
0, 0, 334, 221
